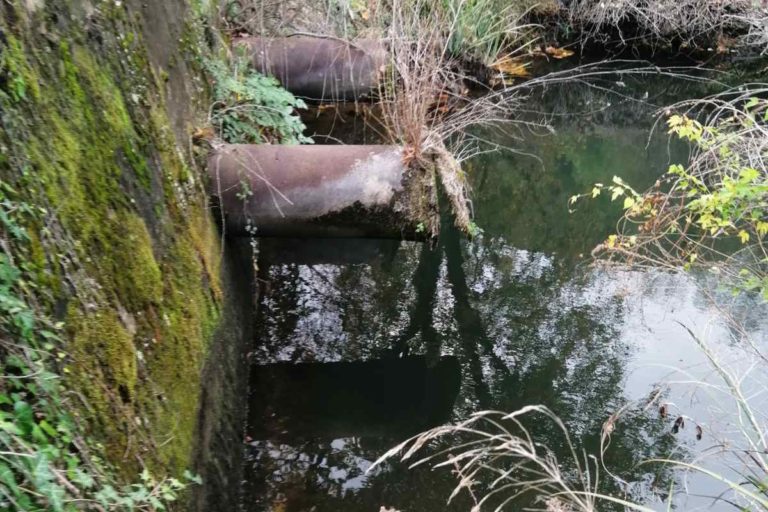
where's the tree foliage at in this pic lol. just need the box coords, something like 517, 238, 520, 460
576, 91, 768, 300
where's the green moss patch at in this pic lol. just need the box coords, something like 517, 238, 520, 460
0, 0, 225, 496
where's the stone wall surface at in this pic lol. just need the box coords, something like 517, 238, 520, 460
0, 0, 252, 507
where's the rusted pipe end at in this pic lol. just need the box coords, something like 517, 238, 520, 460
208, 144, 431, 239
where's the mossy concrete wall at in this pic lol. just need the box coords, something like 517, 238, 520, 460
0, 0, 251, 502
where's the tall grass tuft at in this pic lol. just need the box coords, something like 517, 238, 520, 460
369, 405, 657, 512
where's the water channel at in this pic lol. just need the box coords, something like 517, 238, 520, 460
234, 72, 768, 511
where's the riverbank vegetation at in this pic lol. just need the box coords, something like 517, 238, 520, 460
0, 0, 236, 510
2, 0, 768, 510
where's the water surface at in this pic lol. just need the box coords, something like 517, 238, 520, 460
239, 75, 768, 511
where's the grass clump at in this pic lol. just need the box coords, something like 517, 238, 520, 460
442, 0, 543, 65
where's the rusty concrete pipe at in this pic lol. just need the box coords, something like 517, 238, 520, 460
208, 145, 420, 239
234, 36, 386, 101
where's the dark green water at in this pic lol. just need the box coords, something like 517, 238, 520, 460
239, 76, 768, 511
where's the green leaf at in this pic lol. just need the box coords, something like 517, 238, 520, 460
13, 401, 34, 435
31, 425, 48, 444
0, 420, 21, 436
39, 420, 57, 438
72, 469, 95, 489
738, 167, 759, 183
0, 462, 19, 496
183, 470, 203, 485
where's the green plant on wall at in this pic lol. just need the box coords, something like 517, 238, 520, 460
0, 183, 202, 511
205, 56, 312, 145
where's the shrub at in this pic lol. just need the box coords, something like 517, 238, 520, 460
580, 89, 768, 300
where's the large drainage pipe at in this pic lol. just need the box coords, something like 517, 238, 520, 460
208, 145, 423, 239
234, 36, 386, 101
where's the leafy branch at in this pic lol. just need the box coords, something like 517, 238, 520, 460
574, 92, 768, 300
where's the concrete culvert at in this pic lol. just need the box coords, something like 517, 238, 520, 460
234, 36, 387, 101
208, 144, 437, 239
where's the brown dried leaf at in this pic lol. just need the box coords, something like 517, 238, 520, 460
192, 126, 215, 142
544, 46, 575, 59
490, 56, 531, 77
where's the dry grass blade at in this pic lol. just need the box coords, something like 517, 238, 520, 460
368, 405, 638, 511
566, 0, 765, 50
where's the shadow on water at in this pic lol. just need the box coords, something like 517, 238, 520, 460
229, 74, 768, 511
247, 356, 461, 441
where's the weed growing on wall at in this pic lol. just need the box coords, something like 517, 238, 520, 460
0, 183, 201, 511
205, 56, 312, 144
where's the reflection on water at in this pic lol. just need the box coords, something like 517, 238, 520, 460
240, 78, 768, 511
247, 357, 460, 440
